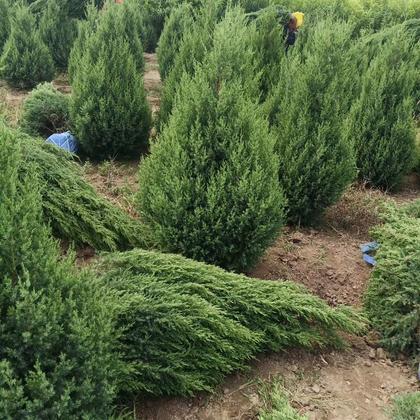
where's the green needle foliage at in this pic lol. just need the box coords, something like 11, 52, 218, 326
139, 8, 285, 271
0, 123, 121, 417
251, 6, 288, 100
0, 0, 10, 54
15, 130, 145, 251
0, 3, 54, 89
20, 83, 70, 137
390, 392, 420, 420
70, 0, 151, 159
157, 1, 219, 129
259, 381, 306, 420
364, 201, 420, 356
96, 248, 365, 395
157, 2, 194, 80
38, 0, 78, 70
344, 34, 417, 189
268, 19, 356, 225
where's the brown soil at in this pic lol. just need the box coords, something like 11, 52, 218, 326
250, 227, 371, 307
137, 342, 419, 420
144, 53, 161, 115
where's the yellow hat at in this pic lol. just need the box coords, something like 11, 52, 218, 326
292, 12, 304, 28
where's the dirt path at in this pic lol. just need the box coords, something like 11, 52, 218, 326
136, 342, 419, 420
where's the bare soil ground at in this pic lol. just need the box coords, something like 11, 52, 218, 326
2, 54, 419, 419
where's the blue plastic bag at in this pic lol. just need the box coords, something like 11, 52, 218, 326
46, 132, 78, 154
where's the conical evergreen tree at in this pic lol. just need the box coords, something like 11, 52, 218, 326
70, 1, 151, 159
344, 33, 417, 189
157, 2, 194, 80
0, 3, 54, 89
268, 19, 356, 225
138, 8, 285, 271
0, 0, 10, 54
157, 3, 216, 129
0, 123, 121, 417
38, 0, 78, 70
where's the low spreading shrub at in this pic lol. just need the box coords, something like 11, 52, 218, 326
0, 0, 10, 54
139, 8, 284, 271
268, 19, 356, 225
20, 83, 69, 137
0, 123, 121, 417
0, 3, 54, 89
70, 1, 150, 159
15, 131, 145, 251
390, 392, 420, 420
96, 248, 365, 396
364, 201, 420, 356
38, 0, 78, 70
259, 381, 306, 420
344, 33, 417, 189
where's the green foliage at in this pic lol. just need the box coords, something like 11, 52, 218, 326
390, 392, 420, 420
70, 1, 151, 159
20, 82, 69, 137
96, 248, 366, 396
38, 0, 78, 70
0, 0, 10, 54
251, 7, 287, 100
157, 2, 194, 80
268, 19, 356, 225
139, 8, 285, 271
14, 131, 145, 251
0, 3, 54, 89
157, 1, 220, 129
344, 34, 417, 189
29, 0, 104, 19
0, 123, 121, 418
364, 201, 420, 356
259, 381, 306, 420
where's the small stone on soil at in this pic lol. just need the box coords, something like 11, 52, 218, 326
376, 348, 387, 360
369, 348, 376, 359
311, 384, 321, 394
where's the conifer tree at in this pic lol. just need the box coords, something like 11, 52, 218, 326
0, 123, 121, 417
157, 2, 194, 80
344, 34, 417, 189
268, 19, 356, 225
157, 1, 228, 129
38, 0, 78, 70
138, 8, 285, 271
70, 1, 151, 159
0, 0, 10, 54
0, 3, 54, 89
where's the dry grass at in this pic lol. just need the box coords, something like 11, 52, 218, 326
82, 160, 139, 218
323, 184, 386, 238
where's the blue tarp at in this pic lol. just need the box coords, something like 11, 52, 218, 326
46, 132, 78, 153
360, 241, 380, 267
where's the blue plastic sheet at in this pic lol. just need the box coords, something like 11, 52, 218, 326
360, 242, 380, 267
46, 132, 78, 153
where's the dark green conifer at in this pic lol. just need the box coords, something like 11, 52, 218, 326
38, 0, 78, 70
0, 3, 54, 89
0, 123, 121, 417
157, 2, 194, 80
344, 33, 417, 189
70, 1, 151, 159
0, 0, 10, 54
268, 19, 356, 225
138, 8, 285, 271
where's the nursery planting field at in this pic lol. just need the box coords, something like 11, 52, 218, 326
0, 1, 419, 419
